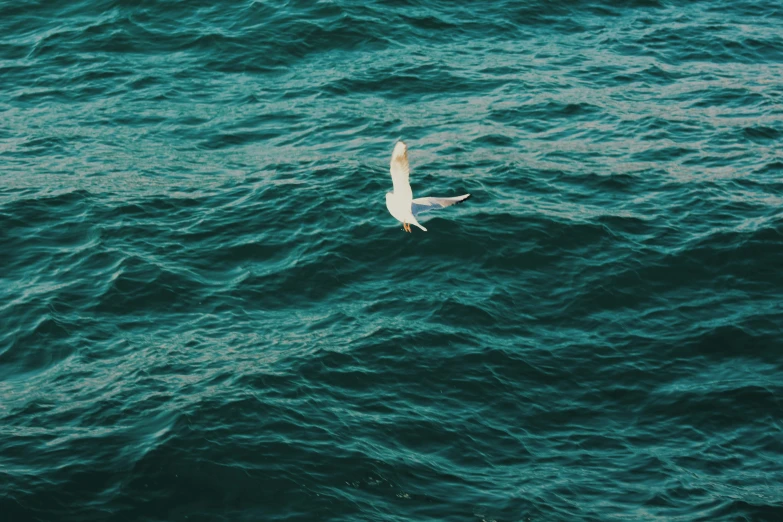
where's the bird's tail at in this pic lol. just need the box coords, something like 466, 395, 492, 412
411, 217, 427, 232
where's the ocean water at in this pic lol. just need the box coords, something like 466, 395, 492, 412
1, 0, 782, 520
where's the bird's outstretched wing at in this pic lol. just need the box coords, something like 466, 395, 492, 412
411, 194, 471, 216
390, 141, 412, 199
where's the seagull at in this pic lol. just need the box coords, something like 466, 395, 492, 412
385, 141, 470, 233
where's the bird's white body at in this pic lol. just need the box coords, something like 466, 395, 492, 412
384, 141, 470, 233
386, 192, 425, 231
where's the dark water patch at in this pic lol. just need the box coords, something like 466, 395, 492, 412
684, 324, 782, 364
743, 125, 782, 142
488, 101, 606, 135
630, 144, 695, 162
541, 101, 603, 120
470, 133, 516, 147
686, 87, 769, 109
620, 115, 706, 139
721, 35, 783, 63
399, 12, 460, 32
19, 136, 72, 156
755, 160, 783, 174
326, 70, 506, 100
596, 213, 655, 237
200, 128, 285, 150
91, 256, 204, 315
0, 315, 75, 379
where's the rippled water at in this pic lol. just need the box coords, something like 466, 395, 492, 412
2, 0, 782, 520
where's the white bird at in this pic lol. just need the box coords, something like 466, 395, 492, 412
385, 141, 470, 233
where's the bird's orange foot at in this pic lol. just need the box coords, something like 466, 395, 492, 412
404, 223, 411, 232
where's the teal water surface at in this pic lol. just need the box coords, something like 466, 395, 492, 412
2, 1, 782, 521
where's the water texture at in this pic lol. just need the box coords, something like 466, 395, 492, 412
1, 0, 782, 520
